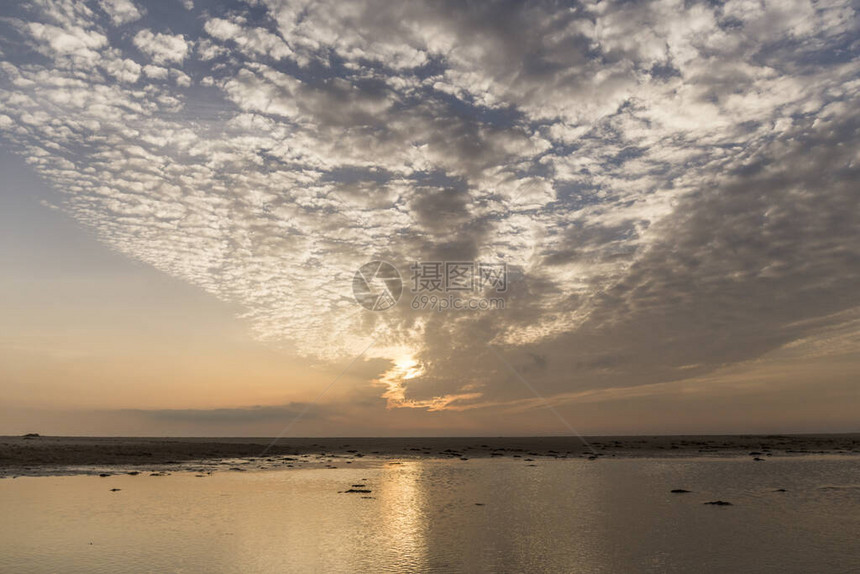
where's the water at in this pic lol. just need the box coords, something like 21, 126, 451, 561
1, 457, 858, 573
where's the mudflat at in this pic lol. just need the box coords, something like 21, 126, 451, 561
2, 434, 858, 477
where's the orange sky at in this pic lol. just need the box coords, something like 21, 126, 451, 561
1, 0, 858, 437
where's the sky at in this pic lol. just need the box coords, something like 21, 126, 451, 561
0, 0, 858, 436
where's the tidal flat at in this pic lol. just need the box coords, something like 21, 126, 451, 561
1, 436, 859, 573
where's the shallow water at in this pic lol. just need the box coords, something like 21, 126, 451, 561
1, 457, 858, 573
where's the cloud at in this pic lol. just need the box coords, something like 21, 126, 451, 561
130, 404, 321, 424
0, 0, 857, 417
133, 29, 189, 65
99, 0, 143, 26
25, 21, 107, 63
204, 17, 293, 60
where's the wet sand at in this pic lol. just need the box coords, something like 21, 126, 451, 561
2, 434, 858, 477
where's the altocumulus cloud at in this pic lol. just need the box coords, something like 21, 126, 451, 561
0, 0, 857, 412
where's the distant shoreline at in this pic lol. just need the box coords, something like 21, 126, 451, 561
2, 434, 858, 477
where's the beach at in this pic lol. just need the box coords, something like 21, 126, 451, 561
1, 434, 858, 477
1, 448, 859, 573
